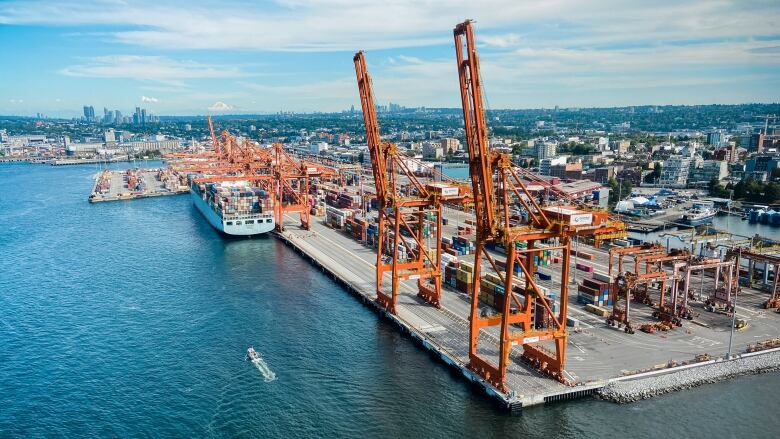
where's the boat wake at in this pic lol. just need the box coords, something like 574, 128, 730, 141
250, 356, 277, 382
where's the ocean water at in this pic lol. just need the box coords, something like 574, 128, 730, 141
1, 162, 778, 438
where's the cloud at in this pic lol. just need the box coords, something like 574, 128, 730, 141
60, 55, 246, 86
2, 1, 776, 52
481, 33, 521, 48
208, 101, 233, 112
141, 95, 159, 103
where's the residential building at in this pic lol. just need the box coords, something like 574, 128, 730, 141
310, 142, 328, 155
745, 154, 780, 174
658, 155, 692, 187
440, 137, 460, 153
616, 168, 642, 186
549, 162, 583, 180
707, 131, 725, 146
689, 160, 728, 184
422, 142, 444, 159
609, 140, 630, 154
539, 156, 567, 176
744, 133, 766, 152
534, 139, 557, 160
593, 166, 615, 184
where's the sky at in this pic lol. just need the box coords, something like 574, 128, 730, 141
1, 0, 779, 117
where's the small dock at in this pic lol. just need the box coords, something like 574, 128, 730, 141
88, 168, 188, 203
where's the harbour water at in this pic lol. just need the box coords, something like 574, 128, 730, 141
1, 162, 778, 438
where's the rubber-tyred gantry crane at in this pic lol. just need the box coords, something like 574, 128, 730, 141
454, 20, 622, 390
354, 50, 469, 313
608, 244, 665, 278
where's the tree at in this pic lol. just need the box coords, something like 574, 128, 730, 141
643, 163, 661, 183
608, 177, 632, 205
765, 183, 780, 202
708, 177, 729, 198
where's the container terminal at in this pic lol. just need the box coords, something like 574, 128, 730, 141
88, 167, 188, 203
88, 20, 780, 412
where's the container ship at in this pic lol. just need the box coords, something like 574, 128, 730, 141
190, 179, 275, 236
679, 203, 716, 226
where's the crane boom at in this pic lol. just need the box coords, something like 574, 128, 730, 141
354, 51, 388, 205
454, 22, 496, 238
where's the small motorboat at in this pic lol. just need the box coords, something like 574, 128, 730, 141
247, 346, 260, 361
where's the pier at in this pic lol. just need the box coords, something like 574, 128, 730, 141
88, 168, 188, 203
273, 213, 780, 410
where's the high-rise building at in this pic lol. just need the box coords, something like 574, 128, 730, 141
83, 105, 95, 122
707, 131, 725, 146
134, 107, 141, 125
114, 110, 122, 125
103, 107, 114, 124
141, 108, 147, 125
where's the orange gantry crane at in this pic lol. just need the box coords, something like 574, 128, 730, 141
608, 270, 669, 333
608, 244, 665, 278
730, 249, 780, 308
354, 50, 469, 312
453, 20, 621, 389
167, 117, 315, 231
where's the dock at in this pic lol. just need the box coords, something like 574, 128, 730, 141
273, 211, 780, 411
88, 168, 188, 203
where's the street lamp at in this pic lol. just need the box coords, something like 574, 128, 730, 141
727, 251, 740, 359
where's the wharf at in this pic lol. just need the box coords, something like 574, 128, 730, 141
51, 157, 133, 166
273, 211, 780, 411
89, 169, 187, 203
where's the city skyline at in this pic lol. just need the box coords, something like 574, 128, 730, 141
2, 0, 780, 117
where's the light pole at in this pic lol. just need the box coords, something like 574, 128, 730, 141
727, 253, 739, 359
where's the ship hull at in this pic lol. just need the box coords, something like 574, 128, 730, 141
680, 214, 715, 226
190, 188, 275, 236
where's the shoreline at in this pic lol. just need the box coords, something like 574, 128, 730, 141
598, 348, 780, 403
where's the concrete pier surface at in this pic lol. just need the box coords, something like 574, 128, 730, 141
274, 213, 780, 410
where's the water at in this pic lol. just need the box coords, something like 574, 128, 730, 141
1, 162, 778, 438
630, 214, 780, 253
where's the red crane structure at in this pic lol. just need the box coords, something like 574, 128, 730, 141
730, 249, 780, 309
608, 244, 665, 278
354, 50, 468, 312
453, 20, 621, 389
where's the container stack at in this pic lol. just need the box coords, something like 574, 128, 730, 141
534, 287, 558, 329
456, 225, 473, 236
455, 261, 474, 294
94, 170, 111, 194
344, 217, 368, 240
202, 183, 272, 218
325, 191, 339, 207
337, 192, 360, 209
575, 262, 594, 272
444, 260, 460, 289
125, 169, 145, 192
479, 272, 508, 310
445, 236, 474, 256
366, 223, 378, 246
326, 205, 353, 229
577, 273, 612, 306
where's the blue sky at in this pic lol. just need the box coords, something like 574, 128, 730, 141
1, 0, 779, 117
